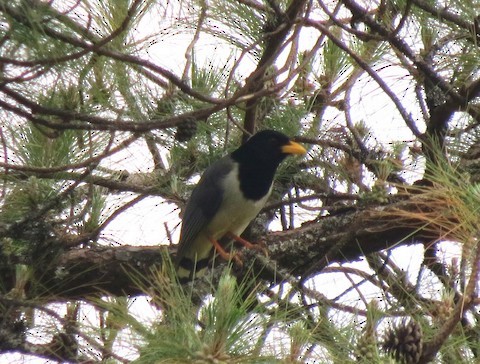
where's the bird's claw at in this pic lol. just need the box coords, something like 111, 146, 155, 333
226, 232, 268, 257
232, 252, 244, 268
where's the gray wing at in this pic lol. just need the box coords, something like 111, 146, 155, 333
175, 156, 233, 264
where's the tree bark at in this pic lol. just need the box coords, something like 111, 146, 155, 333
1, 197, 436, 301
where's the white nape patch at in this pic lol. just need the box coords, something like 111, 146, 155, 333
205, 163, 272, 239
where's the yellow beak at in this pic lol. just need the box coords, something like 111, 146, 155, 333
281, 141, 307, 155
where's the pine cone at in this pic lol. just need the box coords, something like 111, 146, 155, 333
175, 117, 198, 142
382, 318, 423, 364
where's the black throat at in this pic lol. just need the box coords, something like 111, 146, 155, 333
231, 149, 283, 201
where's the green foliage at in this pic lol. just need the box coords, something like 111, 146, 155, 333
134, 260, 276, 363
261, 101, 306, 137
206, 0, 266, 56
14, 125, 80, 168
417, 147, 480, 245
1, 176, 56, 223
1, 0, 480, 362
322, 32, 350, 82
82, 186, 107, 232
191, 55, 231, 96
2, 2, 75, 61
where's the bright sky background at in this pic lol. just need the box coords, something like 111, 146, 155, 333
5, 1, 462, 362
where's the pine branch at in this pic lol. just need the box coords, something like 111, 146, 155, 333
0, 196, 439, 300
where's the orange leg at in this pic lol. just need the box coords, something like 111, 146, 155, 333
225, 232, 267, 256
208, 236, 243, 266
225, 232, 256, 249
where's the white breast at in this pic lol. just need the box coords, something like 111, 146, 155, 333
205, 163, 271, 239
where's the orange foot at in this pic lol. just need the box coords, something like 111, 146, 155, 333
225, 232, 268, 257
208, 236, 243, 267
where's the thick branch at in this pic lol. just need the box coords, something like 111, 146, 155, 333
0, 199, 435, 300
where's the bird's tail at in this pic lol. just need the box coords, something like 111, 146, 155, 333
176, 254, 211, 282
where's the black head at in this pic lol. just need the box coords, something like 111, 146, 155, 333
231, 130, 306, 200
232, 130, 306, 165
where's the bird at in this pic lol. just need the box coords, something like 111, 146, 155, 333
175, 129, 307, 281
